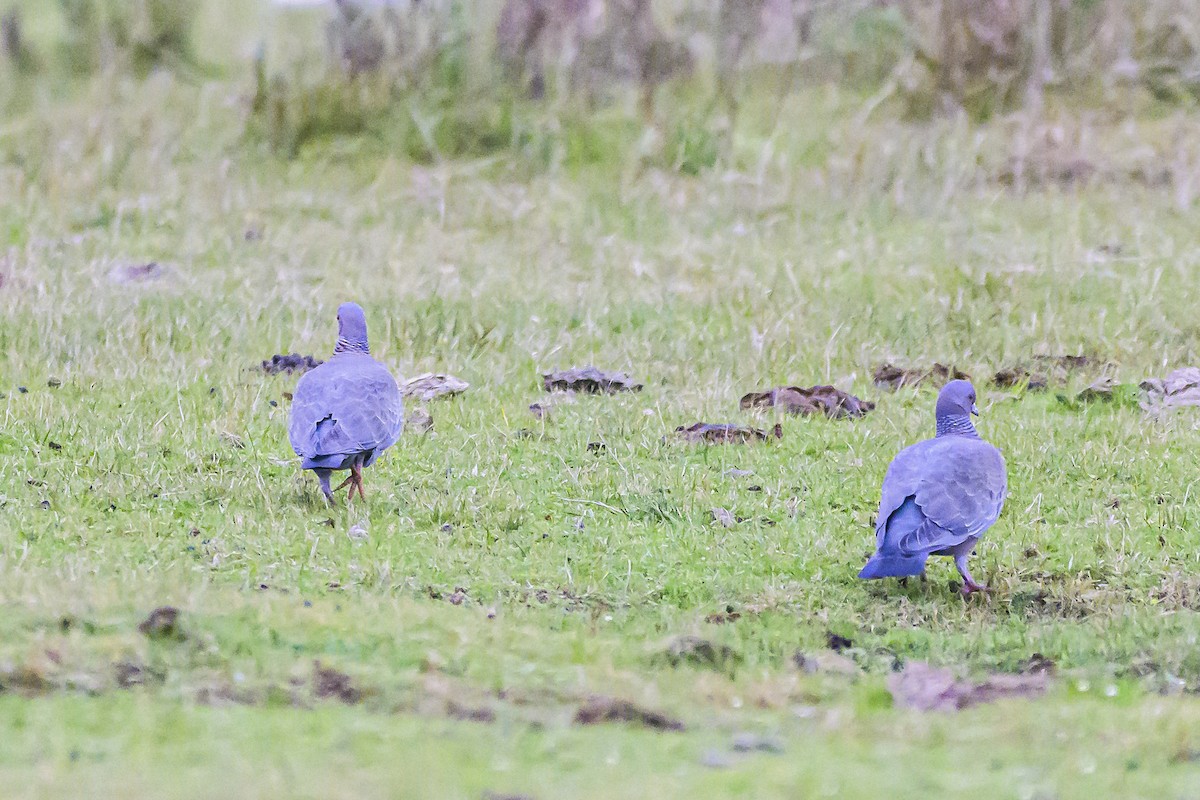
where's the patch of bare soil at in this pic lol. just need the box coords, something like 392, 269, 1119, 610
543, 366, 642, 394
739, 385, 874, 419
887, 661, 1049, 712
573, 696, 685, 731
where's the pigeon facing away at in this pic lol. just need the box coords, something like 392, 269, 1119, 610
859, 380, 1006, 594
288, 303, 404, 502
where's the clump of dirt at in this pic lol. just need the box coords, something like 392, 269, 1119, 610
739, 385, 874, 419
887, 661, 1049, 712
659, 635, 741, 674
1140, 367, 1200, 413
259, 353, 323, 375
402, 373, 469, 401
826, 631, 853, 652
543, 366, 642, 394
574, 696, 685, 732
1018, 653, 1056, 675
138, 607, 184, 641
312, 661, 362, 704
675, 422, 782, 444
873, 363, 970, 391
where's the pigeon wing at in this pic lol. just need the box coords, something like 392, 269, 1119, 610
876, 438, 1007, 556
288, 356, 404, 460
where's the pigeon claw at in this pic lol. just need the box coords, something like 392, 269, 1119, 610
335, 463, 366, 502
959, 579, 990, 597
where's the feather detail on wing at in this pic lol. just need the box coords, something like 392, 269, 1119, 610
288, 354, 404, 461
875, 436, 1007, 558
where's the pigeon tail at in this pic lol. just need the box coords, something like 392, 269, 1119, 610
858, 552, 927, 579
302, 452, 352, 470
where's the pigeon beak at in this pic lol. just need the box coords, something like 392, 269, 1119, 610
971, 403, 980, 416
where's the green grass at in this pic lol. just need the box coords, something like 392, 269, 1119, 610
4, 1, 1200, 796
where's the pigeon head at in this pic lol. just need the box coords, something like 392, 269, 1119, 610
334, 302, 370, 355
935, 379, 979, 437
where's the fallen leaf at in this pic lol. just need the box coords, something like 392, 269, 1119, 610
675, 422, 782, 444
873, 363, 970, 391
258, 353, 323, 375
886, 661, 1048, 712
739, 385, 874, 419
312, 661, 362, 704
138, 606, 184, 641
574, 696, 684, 731
1140, 367, 1200, 413
402, 373, 469, 401
543, 366, 642, 394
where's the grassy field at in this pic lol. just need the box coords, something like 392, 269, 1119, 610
4, 2, 1200, 797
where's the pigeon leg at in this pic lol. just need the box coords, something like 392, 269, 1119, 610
350, 462, 365, 500
315, 469, 335, 504
334, 474, 354, 493
954, 553, 989, 595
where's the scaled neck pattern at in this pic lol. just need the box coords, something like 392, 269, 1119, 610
333, 337, 370, 356
935, 414, 979, 438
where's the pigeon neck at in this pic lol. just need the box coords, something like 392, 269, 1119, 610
333, 337, 370, 356
936, 413, 978, 438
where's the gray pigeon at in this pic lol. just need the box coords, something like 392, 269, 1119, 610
859, 380, 1006, 594
288, 302, 404, 502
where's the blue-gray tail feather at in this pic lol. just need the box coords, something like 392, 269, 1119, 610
858, 553, 926, 579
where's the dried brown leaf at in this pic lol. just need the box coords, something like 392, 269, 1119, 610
739, 385, 874, 419
402, 373, 469, 401
873, 363, 970, 391
543, 366, 642, 394
675, 422, 782, 444
1140, 367, 1200, 413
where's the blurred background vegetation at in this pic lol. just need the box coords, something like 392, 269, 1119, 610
2, 0, 1200, 174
